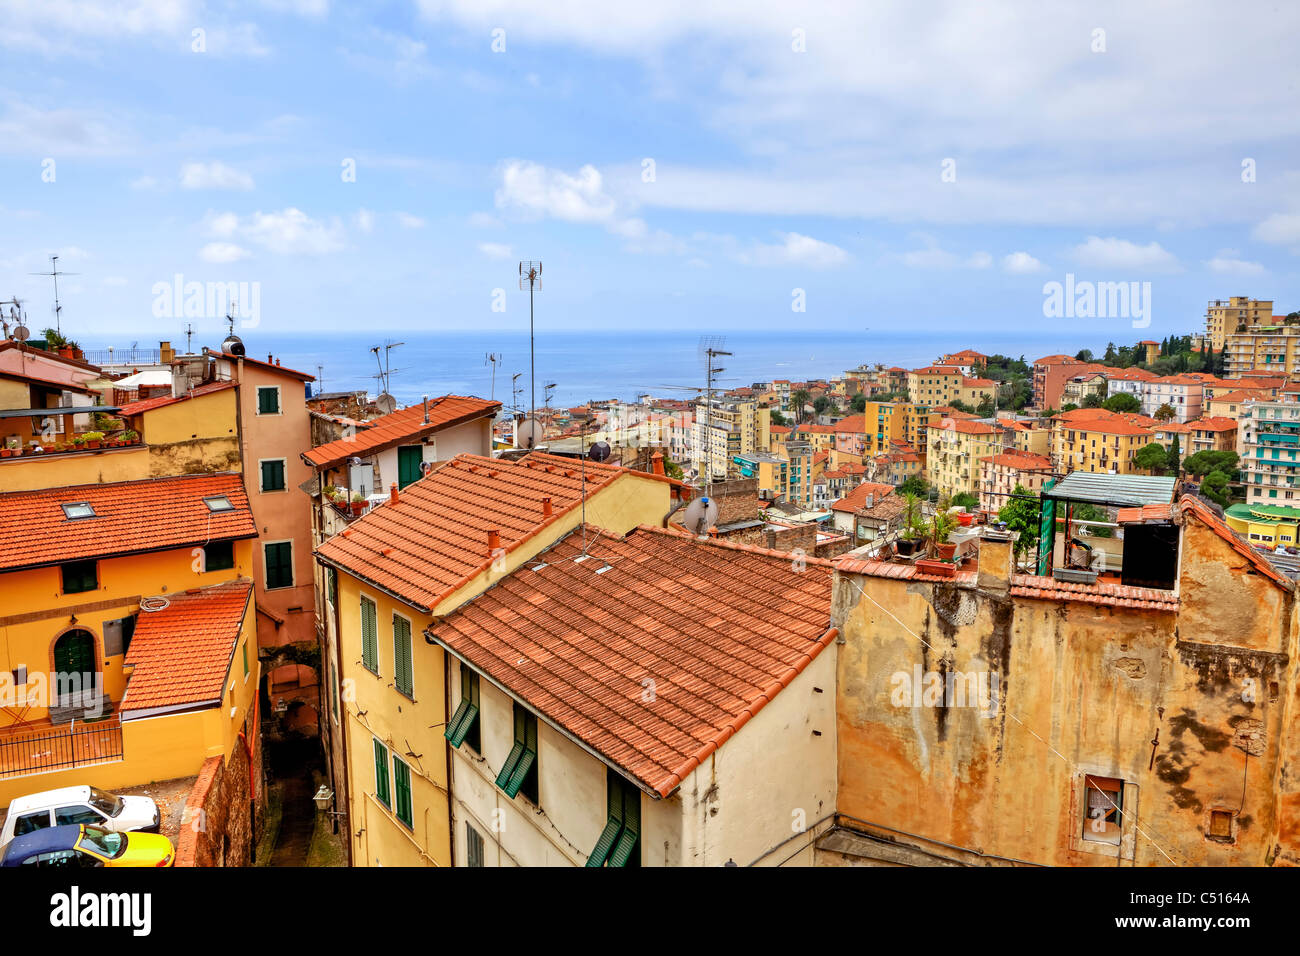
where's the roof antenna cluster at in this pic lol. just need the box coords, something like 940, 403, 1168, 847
29, 255, 79, 335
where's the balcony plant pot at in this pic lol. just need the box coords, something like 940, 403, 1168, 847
896, 538, 920, 557
0, 448, 10, 458
350, 500, 365, 516
57, 346, 75, 360
87, 440, 101, 449
916, 558, 957, 577
936, 542, 958, 560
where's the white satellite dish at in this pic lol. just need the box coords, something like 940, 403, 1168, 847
681, 495, 719, 537
515, 418, 543, 449
13, 325, 29, 342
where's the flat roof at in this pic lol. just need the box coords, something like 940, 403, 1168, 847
1045, 471, 1177, 507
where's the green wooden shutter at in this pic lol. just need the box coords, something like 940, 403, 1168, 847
607, 785, 640, 867
361, 597, 378, 673
393, 758, 413, 828
495, 706, 528, 791
265, 542, 292, 589
393, 615, 413, 697
258, 387, 279, 414
373, 739, 390, 807
445, 668, 480, 748
586, 773, 625, 867
397, 446, 424, 489
261, 459, 285, 492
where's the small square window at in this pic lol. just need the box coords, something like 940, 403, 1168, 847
203, 540, 235, 572
1083, 775, 1124, 845
204, 496, 235, 512
257, 386, 280, 415
61, 560, 98, 595
60, 502, 95, 520
1208, 809, 1234, 840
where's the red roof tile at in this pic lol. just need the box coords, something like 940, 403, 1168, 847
315, 452, 671, 611
831, 481, 895, 513
428, 525, 835, 797
118, 380, 235, 416
1179, 496, 1292, 589
304, 395, 501, 468
1116, 503, 1174, 524
981, 451, 1053, 470
120, 580, 253, 713
1009, 574, 1179, 610
0, 473, 256, 571
204, 349, 315, 381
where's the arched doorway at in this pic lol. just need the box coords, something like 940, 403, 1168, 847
52, 629, 96, 708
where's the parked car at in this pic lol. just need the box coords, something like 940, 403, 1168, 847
0, 824, 174, 868
0, 785, 159, 848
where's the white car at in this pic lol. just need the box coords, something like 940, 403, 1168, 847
0, 786, 159, 848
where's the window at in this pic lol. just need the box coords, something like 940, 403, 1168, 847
242, 640, 249, 677
329, 661, 339, 722
495, 703, 539, 803
56, 805, 103, 827
587, 769, 642, 867
392, 756, 413, 829
465, 822, 485, 868
256, 386, 280, 415
393, 614, 413, 698
360, 596, 379, 674
260, 459, 287, 493
1082, 774, 1124, 845
327, 567, 338, 608
203, 495, 234, 512
13, 811, 52, 836
1208, 809, 1235, 842
61, 502, 95, 520
61, 560, 98, 594
203, 540, 235, 572
444, 664, 480, 752
373, 739, 390, 807
264, 541, 293, 589
101, 616, 136, 658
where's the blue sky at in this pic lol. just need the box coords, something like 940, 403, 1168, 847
1, 0, 1298, 350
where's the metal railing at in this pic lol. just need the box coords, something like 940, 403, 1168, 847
81, 348, 162, 366
0, 718, 124, 779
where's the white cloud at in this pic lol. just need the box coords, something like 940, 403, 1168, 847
748, 232, 849, 269
355, 208, 375, 233
199, 242, 251, 263
1002, 251, 1043, 273
495, 160, 619, 225
180, 161, 254, 191
204, 208, 345, 255
1252, 213, 1300, 248
1205, 251, 1266, 276
256, 0, 329, 16
897, 235, 991, 270
396, 212, 426, 229
1070, 236, 1180, 272
477, 242, 513, 259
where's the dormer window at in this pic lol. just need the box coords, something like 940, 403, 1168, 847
61, 502, 95, 520
204, 495, 235, 512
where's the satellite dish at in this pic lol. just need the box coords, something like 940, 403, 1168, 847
588, 441, 611, 463
13, 325, 29, 342
681, 495, 719, 537
515, 418, 543, 449
221, 334, 245, 356
419, 460, 434, 475
374, 393, 397, 414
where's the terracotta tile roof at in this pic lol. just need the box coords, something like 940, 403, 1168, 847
1008, 574, 1178, 610
981, 451, 1053, 470
943, 419, 1003, 435
1033, 354, 1080, 366
942, 349, 987, 361
427, 525, 835, 798
831, 481, 895, 513
1179, 495, 1293, 589
1209, 389, 1267, 404
911, 365, 964, 376
962, 377, 996, 388
1105, 367, 1158, 381
117, 380, 236, 416
1116, 503, 1174, 524
931, 407, 979, 419
835, 555, 980, 584
120, 580, 253, 713
304, 395, 501, 468
832, 414, 868, 433
0, 473, 256, 571
315, 452, 675, 612
1187, 416, 1238, 432
204, 349, 315, 382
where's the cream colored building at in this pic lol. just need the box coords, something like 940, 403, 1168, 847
1206, 296, 1275, 351
1222, 325, 1300, 377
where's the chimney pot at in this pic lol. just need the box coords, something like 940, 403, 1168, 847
487, 529, 501, 553
390, 482, 399, 505
651, 450, 665, 476
542, 496, 553, 518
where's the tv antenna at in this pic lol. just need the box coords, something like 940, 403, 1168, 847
510, 372, 523, 416
0, 298, 27, 340
543, 382, 557, 417
700, 338, 732, 497
185, 322, 195, 353
369, 340, 405, 396
225, 304, 237, 336
29, 255, 79, 334
485, 352, 502, 400
519, 260, 542, 429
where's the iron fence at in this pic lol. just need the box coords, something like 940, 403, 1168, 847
0, 719, 124, 779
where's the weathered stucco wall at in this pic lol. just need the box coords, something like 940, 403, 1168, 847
833, 514, 1296, 866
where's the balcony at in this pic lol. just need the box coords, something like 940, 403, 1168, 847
0, 716, 124, 780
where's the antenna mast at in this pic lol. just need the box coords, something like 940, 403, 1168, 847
701, 339, 732, 498
519, 261, 542, 427
30, 255, 80, 335
485, 353, 501, 400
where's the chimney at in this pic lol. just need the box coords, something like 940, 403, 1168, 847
542, 496, 553, 518
487, 529, 501, 553
389, 482, 399, 506
423, 395, 429, 424
651, 450, 665, 476
977, 527, 1017, 595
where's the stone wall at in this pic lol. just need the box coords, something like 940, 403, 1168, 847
175, 721, 265, 867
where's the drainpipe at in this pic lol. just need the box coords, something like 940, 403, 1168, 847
236, 690, 259, 864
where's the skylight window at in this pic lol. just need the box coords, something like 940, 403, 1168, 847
204, 495, 235, 512
61, 502, 96, 520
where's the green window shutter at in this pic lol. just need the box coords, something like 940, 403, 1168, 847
257, 387, 279, 414
397, 446, 424, 489
495, 741, 525, 791
265, 542, 293, 589
503, 747, 536, 800
373, 739, 390, 807
497, 704, 538, 800
607, 786, 640, 867
61, 560, 98, 594
444, 699, 471, 742
393, 615, 413, 697
445, 667, 481, 748
361, 597, 378, 673
393, 758, 413, 828
587, 817, 622, 867
261, 459, 286, 492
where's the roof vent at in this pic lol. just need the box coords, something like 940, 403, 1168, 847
542, 496, 553, 518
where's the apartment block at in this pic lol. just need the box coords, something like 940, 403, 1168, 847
1206, 296, 1275, 351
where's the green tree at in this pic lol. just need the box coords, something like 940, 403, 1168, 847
1166, 435, 1181, 474
813, 396, 832, 416
769, 409, 789, 427
976, 395, 995, 417
1073, 501, 1113, 538
790, 388, 811, 423
1183, 449, 1239, 478
1102, 392, 1141, 414
1081, 393, 1104, 408
1076, 348, 1095, 362
951, 491, 978, 511
850, 393, 867, 413
1200, 470, 1231, 507
1134, 442, 1171, 474
898, 474, 929, 498
996, 484, 1040, 562
1153, 403, 1177, 422
1103, 342, 1118, 364
1061, 403, 1079, 413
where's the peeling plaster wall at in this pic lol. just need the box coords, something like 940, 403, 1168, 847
832, 516, 1297, 867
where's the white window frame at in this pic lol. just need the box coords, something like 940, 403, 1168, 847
256, 384, 282, 417
262, 538, 295, 590
258, 456, 289, 494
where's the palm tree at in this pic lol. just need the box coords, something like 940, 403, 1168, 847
790, 388, 811, 423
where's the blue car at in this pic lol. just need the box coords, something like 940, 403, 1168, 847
0, 823, 174, 868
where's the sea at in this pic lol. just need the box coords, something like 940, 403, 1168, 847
225, 328, 1094, 411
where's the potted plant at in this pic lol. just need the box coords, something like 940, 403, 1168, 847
1, 439, 15, 458
71, 434, 88, 450
895, 492, 926, 556
121, 429, 139, 446
925, 503, 959, 561
323, 483, 337, 500
81, 430, 104, 449
350, 491, 366, 516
